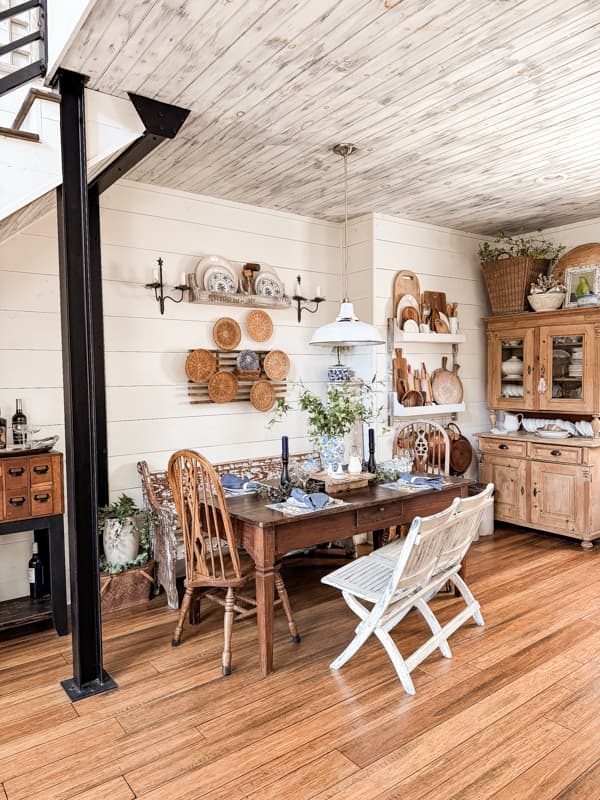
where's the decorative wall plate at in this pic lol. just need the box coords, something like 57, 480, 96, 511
246, 309, 273, 342
254, 271, 284, 297
264, 349, 290, 381
250, 380, 276, 412
212, 317, 241, 350
196, 255, 236, 288
236, 349, 260, 371
185, 349, 217, 383
208, 371, 238, 403
204, 266, 238, 294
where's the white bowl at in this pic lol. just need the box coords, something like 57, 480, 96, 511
528, 292, 566, 311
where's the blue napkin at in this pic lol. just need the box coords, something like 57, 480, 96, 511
221, 473, 259, 490
398, 472, 443, 491
290, 487, 331, 510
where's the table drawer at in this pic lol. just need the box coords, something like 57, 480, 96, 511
4, 459, 28, 490
31, 486, 55, 516
5, 492, 30, 520
356, 504, 402, 529
478, 438, 527, 458
30, 456, 54, 485
528, 442, 581, 464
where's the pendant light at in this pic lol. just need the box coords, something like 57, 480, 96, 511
310, 143, 384, 347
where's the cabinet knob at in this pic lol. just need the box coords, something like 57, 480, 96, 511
499, 444, 509, 450
550, 450, 561, 457
379, 507, 385, 513
8, 467, 25, 477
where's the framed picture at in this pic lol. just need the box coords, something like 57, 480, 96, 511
564, 265, 600, 308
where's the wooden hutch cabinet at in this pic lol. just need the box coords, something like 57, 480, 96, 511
479, 307, 600, 549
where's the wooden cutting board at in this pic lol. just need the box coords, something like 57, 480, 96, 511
393, 270, 420, 317
431, 356, 463, 405
423, 290, 447, 318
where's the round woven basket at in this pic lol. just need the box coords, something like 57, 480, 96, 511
264, 349, 290, 381
250, 380, 276, 412
551, 243, 600, 284
208, 370, 238, 403
246, 309, 273, 342
482, 256, 548, 314
212, 317, 241, 350
185, 349, 217, 383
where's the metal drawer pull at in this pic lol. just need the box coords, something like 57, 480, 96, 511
550, 450, 561, 457
499, 444, 509, 450
532, 487, 537, 497
34, 493, 50, 503
9, 496, 26, 506
33, 465, 49, 475
8, 467, 25, 477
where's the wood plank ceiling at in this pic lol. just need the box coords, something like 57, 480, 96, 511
59, 0, 600, 234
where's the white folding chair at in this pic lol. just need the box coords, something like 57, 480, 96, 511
322, 484, 493, 694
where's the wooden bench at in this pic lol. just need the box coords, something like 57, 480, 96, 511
137, 452, 319, 609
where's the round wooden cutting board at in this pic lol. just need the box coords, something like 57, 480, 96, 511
431, 356, 463, 405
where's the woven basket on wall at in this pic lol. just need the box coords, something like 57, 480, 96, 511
482, 255, 549, 314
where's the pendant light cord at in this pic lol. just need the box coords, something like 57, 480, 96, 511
343, 149, 349, 302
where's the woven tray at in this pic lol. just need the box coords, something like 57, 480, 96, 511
185, 349, 217, 383
212, 317, 241, 350
264, 349, 290, 381
246, 309, 273, 342
208, 370, 239, 403
250, 379, 276, 412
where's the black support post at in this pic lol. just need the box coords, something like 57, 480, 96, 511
56, 69, 115, 701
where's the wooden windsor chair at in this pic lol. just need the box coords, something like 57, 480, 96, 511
168, 449, 300, 675
322, 484, 493, 694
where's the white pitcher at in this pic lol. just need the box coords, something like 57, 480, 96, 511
503, 412, 522, 432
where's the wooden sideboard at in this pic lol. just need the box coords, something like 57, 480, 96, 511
477, 432, 600, 549
0, 451, 67, 635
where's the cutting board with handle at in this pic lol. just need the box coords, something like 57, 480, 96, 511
395, 348, 408, 398
431, 356, 463, 405
393, 270, 420, 317
423, 290, 447, 318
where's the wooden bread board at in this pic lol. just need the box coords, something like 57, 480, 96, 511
423, 291, 447, 318
393, 270, 420, 317
313, 471, 375, 494
431, 356, 464, 405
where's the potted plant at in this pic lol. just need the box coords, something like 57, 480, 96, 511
98, 495, 155, 612
527, 273, 567, 311
270, 382, 382, 470
479, 231, 565, 314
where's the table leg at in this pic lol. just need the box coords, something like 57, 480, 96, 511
48, 516, 68, 635
254, 566, 275, 675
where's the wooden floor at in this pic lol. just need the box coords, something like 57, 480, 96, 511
1, 526, 599, 800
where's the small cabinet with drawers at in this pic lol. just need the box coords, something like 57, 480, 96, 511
478, 432, 600, 548
0, 452, 63, 522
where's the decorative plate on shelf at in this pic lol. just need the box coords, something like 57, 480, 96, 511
236, 349, 260, 371
254, 271, 284, 298
246, 309, 273, 342
207, 371, 238, 403
264, 349, 290, 381
204, 266, 238, 294
535, 428, 571, 439
185, 349, 217, 383
212, 317, 241, 351
196, 255, 236, 289
250, 380, 277, 412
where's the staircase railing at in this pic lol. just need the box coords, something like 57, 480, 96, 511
0, 0, 47, 96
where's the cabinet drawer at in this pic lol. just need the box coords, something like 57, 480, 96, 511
29, 456, 54, 485
479, 438, 527, 458
31, 486, 54, 516
3, 459, 28, 489
5, 492, 30, 520
356, 504, 402, 529
528, 443, 581, 464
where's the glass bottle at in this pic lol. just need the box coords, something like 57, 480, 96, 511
12, 399, 27, 446
28, 542, 45, 600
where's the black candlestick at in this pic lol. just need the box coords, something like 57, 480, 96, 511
280, 436, 290, 486
367, 428, 376, 473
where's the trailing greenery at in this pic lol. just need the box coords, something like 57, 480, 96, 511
269, 381, 383, 449
98, 494, 155, 574
478, 231, 565, 265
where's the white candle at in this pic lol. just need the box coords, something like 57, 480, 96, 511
295, 277, 302, 294
153, 268, 159, 283
316, 285, 321, 298
180, 272, 187, 287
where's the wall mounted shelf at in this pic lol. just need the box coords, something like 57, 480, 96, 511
393, 331, 466, 344
186, 348, 286, 406
188, 287, 292, 310
392, 399, 465, 418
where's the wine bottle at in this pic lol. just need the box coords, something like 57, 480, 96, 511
12, 399, 27, 446
0, 408, 6, 449
367, 428, 377, 473
28, 542, 45, 600
280, 435, 290, 486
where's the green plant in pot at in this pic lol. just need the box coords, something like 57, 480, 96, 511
269, 382, 382, 470
478, 231, 565, 264
99, 494, 153, 574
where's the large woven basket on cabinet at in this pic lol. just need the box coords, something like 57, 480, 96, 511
482, 255, 548, 314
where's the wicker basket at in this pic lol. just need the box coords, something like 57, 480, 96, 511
482, 255, 549, 314
100, 559, 154, 612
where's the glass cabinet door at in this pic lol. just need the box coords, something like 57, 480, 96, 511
489, 330, 535, 409
538, 325, 595, 413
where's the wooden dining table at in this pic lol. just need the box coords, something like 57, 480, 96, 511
226, 477, 471, 675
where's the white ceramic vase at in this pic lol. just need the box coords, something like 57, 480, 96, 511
501, 356, 524, 377
103, 516, 141, 566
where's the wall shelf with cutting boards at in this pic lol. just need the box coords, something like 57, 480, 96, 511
388, 270, 465, 425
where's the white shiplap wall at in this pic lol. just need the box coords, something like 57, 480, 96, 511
0, 180, 341, 600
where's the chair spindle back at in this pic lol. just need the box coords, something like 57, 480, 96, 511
394, 420, 450, 475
